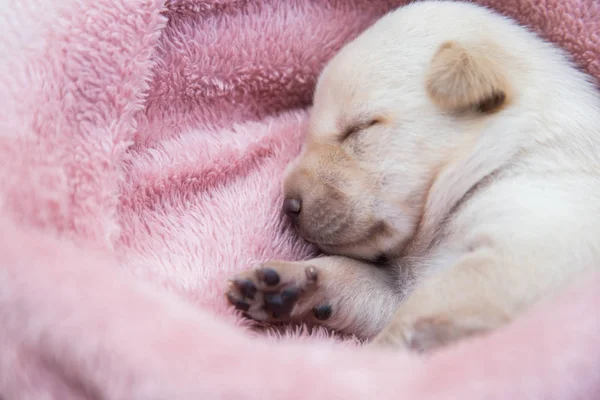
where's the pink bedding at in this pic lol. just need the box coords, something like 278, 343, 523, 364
1, 0, 599, 398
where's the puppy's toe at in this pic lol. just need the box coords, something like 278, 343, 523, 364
232, 278, 257, 299
256, 267, 281, 287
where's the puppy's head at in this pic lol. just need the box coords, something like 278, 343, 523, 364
281, 1, 560, 261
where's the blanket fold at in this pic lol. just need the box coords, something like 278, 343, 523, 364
1, 0, 599, 399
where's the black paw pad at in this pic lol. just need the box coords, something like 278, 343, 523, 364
226, 293, 250, 312
264, 287, 299, 316
281, 287, 300, 304
257, 268, 280, 286
234, 279, 257, 300
313, 304, 332, 321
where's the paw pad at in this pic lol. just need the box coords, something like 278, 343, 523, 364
233, 278, 257, 300
256, 267, 281, 286
312, 304, 332, 320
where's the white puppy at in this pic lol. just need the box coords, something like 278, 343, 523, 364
226, 0, 600, 351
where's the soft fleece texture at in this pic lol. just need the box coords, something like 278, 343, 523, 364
1, 0, 599, 399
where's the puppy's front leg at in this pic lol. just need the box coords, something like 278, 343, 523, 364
370, 249, 512, 352
226, 256, 400, 338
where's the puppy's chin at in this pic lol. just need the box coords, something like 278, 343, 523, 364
301, 222, 412, 264
318, 243, 389, 263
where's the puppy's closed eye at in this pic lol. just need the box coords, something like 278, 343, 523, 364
340, 118, 380, 141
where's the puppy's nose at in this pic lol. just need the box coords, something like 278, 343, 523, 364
283, 198, 301, 224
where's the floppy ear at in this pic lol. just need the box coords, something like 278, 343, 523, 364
425, 41, 510, 113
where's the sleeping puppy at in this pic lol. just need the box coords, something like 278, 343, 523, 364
226, 0, 600, 352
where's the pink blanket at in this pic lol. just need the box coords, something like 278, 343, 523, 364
1, 0, 599, 398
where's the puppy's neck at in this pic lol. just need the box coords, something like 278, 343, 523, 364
406, 128, 523, 256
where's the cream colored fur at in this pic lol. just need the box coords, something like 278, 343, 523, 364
226, 0, 600, 351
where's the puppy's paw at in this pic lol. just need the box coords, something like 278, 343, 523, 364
368, 315, 487, 353
367, 320, 411, 351
226, 261, 328, 322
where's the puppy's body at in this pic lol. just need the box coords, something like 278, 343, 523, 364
227, 1, 600, 351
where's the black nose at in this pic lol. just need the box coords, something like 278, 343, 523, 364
283, 198, 301, 223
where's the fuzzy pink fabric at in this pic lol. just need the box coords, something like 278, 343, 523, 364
1, 0, 599, 399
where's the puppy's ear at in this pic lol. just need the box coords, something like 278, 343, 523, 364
425, 41, 509, 113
